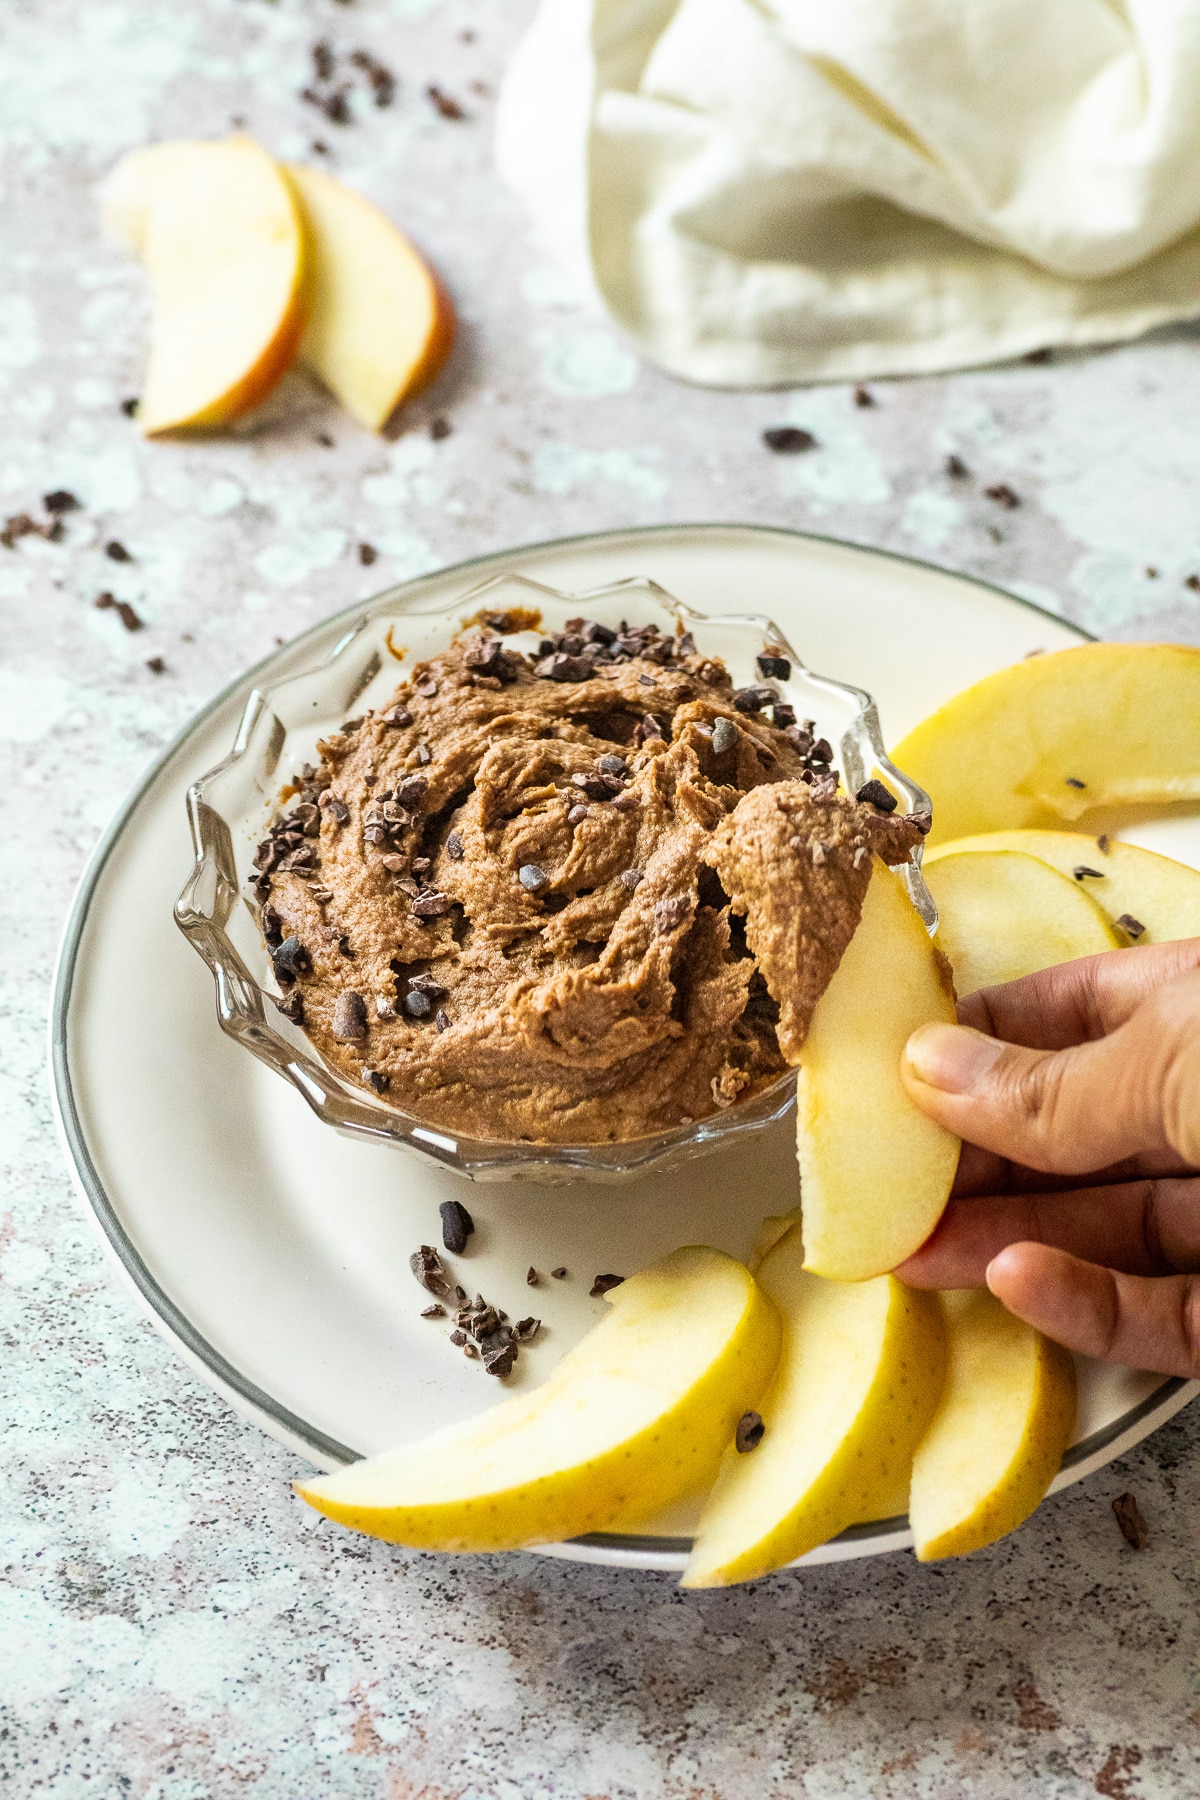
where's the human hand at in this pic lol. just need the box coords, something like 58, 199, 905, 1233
897, 938, 1200, 1377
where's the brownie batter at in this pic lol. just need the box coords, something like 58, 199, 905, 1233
253, 614, 925, 1143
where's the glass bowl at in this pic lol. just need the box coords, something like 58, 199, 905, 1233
175, 572, 934, 1183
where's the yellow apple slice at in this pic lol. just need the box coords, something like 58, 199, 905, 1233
104, 136, 308, 434
923, 849, 1119, 996
891, 644, 1200, 843
909, 1289, 1076, 1561
683, 1226, 946, 1587
296, 1246, 781, 1551
288, 163, 454, 431
928, 829, 1200, 948
798, 858, 960, 1282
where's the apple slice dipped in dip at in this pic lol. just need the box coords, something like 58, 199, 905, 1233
254, 616, 933, 1147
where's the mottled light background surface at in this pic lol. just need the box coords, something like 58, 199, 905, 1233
3, 1, 1200, 1794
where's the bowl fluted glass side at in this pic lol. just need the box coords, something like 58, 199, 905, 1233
175, 571, 934, 1183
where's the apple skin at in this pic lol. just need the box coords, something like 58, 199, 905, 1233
891, 643, 1200, 844
295, 1246, 782, 1553
288, 162, 455, 431
104, 136, 310, 435
683, 1227, 947, 1588
910, 1289, 1077, 1561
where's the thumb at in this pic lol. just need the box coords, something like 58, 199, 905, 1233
902, 979, 1200, 1174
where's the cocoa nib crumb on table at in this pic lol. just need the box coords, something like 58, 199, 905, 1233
254, 615, 924, 1144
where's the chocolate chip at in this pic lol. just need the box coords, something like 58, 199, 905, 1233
1112, 1491, 1148, 1548
448, 1328, 467, 1347
511, 1316, 540, 1343
567, 805, 589, 826
984, 483, 1021, 509
551, 1266, 567, 1279
43, 489, 80, 515
640, 713, 665, 739
420, 1303, 445, 1319
435, 1008, 451, 1031
732, 684, 776, 714
589, 1273, 624, 1298
536, 652, 594, 682
332, 991, 368, 1039
856, 779, 898, 813
619, 869, 643, 890
763, 426, 816, 453
1072, 865, 1104, 881
1117, 914, 1146, 939
410, 1244, 451, 1298
382, 705, 413, 728
710, 717, 739, 756
945, 453, 970, 479
396, 774, 428, 808
439, 1199, 474, 1254
735, 1410, 765, 1453
410, 890, 453, 918
261, 902, 283, 946
756, 653, 791, 680
404, 990, 433, 1020
518, 864, 549, 892
415, 679, 438, 699
483, 1341, 517, 1378
655, 895, 689, 933
415, 743, 432, 765
597, 754, 628, 777
273, 991, 305, 1025
105, 539, 133, 562
272, 936, 311, 982
365, 1070, 390, 1093
320, 793, 350, 825
445, 830, 464, 860
526, 1266, 539, 1286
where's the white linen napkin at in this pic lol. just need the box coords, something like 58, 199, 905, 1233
497, 0, 1200, 385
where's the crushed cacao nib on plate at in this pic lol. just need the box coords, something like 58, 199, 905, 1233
253, 618, 924, 1145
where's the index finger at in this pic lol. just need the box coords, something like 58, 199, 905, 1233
955, 938, 1200, 1048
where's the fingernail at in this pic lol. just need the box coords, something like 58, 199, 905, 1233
904, 1023, 1005, 1094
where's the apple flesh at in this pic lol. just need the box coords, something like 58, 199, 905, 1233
683, 1226, 946, 1587
296, 1246, 781, 1552
288, 163, 454, 431
909, 1289, 1076, 1560
891, 643, 1200, 843
923, 849, 1119, 995
104, 137, 308, 434
797, 858, 961, 1282
928, 829, 1200, 948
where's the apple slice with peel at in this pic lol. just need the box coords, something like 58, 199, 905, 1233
798, 857, 960, 1282
296, 1246, 781, 1552
104, 137, 308, 434
288, 163, 454, 431
928, 829, 1200, 947
891, 644, 1200, 844
923, 849, 1119, 996
910, 1289, 1076, 1561
683, 1226, 946, 1587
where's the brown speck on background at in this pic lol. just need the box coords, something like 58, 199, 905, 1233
121, 397, 139, 417
430, 416, 452, 440
763, 426, 816, 454
1116, 913, 1145, 939
1012, 1679, 1063, 1732
358, 542, 377, 565
1094, 1745, 1143, 1799
1112, 1491, 1148, 1548
43, 490, 80, 515
95, 593, 144, 632
105, 539, 134, 562
312, 140, 330, 155
984, 483, 1021, 509
427, 84, 467, 119
1065, 776, 1087, 790
1186, 574, 1200, 592
1097, 834, 1111, 853
1073, 864, 1104, 880
853, 385, 875, 407
145, 656, 166, 675
1024, 345, 1053, 363
945, 453, 970, 479
312, 39, 335, 80
1145, 566, 1159, 578
589, 1273, 624, 1298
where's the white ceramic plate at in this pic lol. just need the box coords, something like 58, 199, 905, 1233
52, 525, 1199, 1574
